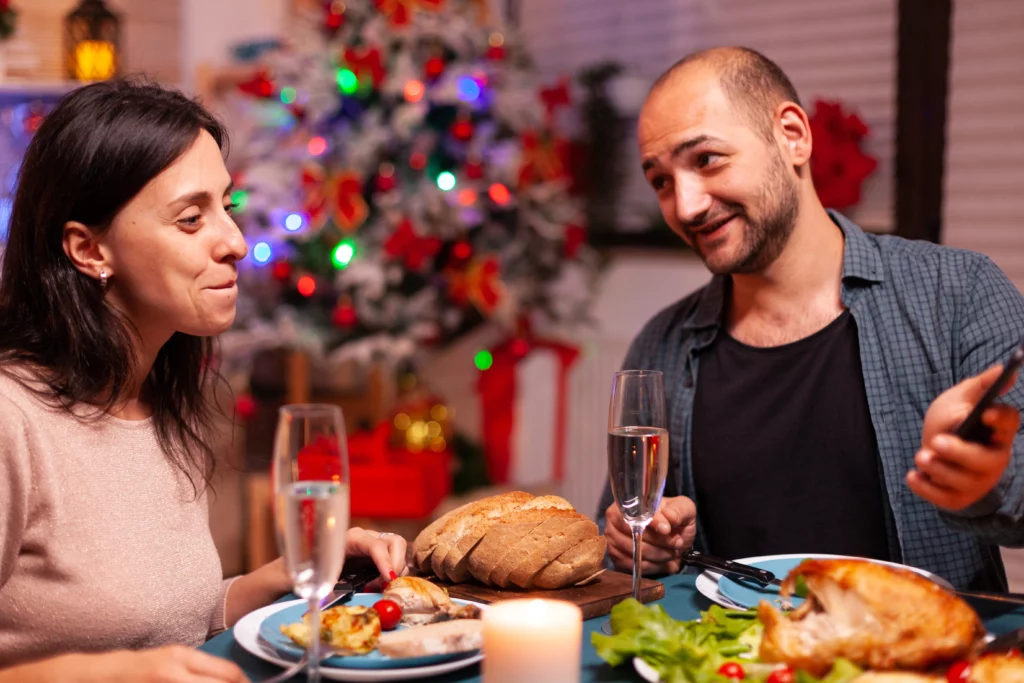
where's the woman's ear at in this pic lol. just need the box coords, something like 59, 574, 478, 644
62, 221, 110, 281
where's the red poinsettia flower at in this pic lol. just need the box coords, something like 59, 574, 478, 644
809, 99, 878, 210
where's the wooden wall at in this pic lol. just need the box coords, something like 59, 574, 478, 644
14, 0, 181, 84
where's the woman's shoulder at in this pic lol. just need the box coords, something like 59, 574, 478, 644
0, 364, 67, 431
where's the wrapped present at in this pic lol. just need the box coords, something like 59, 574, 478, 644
348, 422, 452, 519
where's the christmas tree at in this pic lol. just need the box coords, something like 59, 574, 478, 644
220, 0, 598, 374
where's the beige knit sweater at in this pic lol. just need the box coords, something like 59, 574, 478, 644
0, 369, 231, 666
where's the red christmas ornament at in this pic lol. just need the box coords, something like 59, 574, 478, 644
424, 56, 446, 80
451, 119, 474, 142
235, 394, 258, 421
24, 105, 47, 135
409, 152, 428, 170
384, 219, 442, 271
376, 163, 397, 192
563, 224, 586, 258
808, 99, 878, 210
237, 70, 275, 99
332, 303, 358, 328
323, 0, 345, 31
451, 240, 472, 262
510, 338, 530, 358
272, 261, 293, 282
465, 157, 485, 179
486, 45, 506, 61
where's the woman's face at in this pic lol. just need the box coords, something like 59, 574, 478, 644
101, 130, 247, 340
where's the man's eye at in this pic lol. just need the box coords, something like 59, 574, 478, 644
697, 153, 721, 168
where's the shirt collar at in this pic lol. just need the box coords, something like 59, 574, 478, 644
682, 210, 883, 331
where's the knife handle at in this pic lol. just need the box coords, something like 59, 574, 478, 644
338, 555, 382, 592
682, 550, 776, 586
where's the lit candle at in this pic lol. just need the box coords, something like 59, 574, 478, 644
482, 599, 582, 683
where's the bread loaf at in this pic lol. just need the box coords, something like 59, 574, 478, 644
411, 492, 606, 590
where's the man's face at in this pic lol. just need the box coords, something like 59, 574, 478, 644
638, 69, 799, 275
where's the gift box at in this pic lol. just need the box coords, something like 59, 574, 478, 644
296, 422, 451, 520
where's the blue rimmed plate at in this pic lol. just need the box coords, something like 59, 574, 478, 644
253, 593, 481, 671
715, 553, 953, 610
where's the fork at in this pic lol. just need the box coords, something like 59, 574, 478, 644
258, 635, 334, 683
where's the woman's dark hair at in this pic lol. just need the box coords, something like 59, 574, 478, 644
0, 78, 231, 494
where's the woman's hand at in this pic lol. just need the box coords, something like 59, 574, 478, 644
0, 647, 249, 683
346, 527, 409, 588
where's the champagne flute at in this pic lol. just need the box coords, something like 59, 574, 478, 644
604, 370, 669, 631
272, 404, 350, 683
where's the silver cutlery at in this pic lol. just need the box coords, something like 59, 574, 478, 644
682, 550, 781, 587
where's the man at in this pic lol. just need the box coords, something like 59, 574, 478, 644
597, 46, 1024, 591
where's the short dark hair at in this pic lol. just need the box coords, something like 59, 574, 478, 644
0, 78, 230, 494
652, 46, 802, 141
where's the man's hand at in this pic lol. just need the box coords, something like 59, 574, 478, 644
907, 364, 1020, 511
604, 496, 697, 575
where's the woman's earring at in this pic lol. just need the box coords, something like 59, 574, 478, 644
99, 269, 109, 291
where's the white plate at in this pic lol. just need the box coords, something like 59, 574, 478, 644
633, 656, 660, 682
695, 553, 954, 609
233, 599, 485, 682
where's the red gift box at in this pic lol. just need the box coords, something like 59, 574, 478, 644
347, 422, 452, 519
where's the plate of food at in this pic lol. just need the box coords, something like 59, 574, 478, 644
596, 557, 1019, 683
696, 553, 953, 611
234, 576, 485, 682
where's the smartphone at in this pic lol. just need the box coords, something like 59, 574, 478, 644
954, 342, 1024, 444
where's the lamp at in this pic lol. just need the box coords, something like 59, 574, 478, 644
64, 0, 120, 82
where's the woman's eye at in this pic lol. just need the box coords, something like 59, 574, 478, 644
224, 202, 239, 214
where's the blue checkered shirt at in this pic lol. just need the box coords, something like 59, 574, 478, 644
597, 211, 1024, 591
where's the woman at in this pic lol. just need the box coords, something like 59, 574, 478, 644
0, 79, 406, 680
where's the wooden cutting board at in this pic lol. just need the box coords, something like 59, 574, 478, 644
438, 571, 665, 620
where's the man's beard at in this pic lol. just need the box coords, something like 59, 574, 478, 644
686, 153, 799, 276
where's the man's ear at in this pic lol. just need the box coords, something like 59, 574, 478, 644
62, 221, 110, 281
776, 102, 812, 168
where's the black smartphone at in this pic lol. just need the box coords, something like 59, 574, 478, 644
954, 342, 1024, 444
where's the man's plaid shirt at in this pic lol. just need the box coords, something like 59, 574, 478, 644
597, 211, 1024, 591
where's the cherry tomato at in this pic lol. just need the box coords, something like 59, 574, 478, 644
946, 660, 971, 683
766, 666, 795, 683
717, 662, 745, 680
372, 599, 402, 631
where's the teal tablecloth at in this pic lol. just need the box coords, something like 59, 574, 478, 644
200, 571, 1024, 682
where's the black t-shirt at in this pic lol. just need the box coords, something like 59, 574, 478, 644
691, 310, 891, 561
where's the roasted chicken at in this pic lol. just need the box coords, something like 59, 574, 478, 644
759, 559, 985, 676
852, 653, 1024, 682
968, 653, 1024, 682
382, 576, 481, 626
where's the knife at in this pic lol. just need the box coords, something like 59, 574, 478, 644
681, 550, 780, 587
320, 557, 385, 610
981, 625, 1024, 654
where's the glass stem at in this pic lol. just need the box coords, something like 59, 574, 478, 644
631, 524, 644, 602
307, 595, 321, 683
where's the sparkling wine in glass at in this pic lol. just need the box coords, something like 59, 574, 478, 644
608, 370, 669, 603
273, 404, 350, 683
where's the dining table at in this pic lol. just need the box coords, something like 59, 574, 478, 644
200, 570, 1024, 682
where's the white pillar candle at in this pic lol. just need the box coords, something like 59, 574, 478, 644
481, 599, 583, 683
